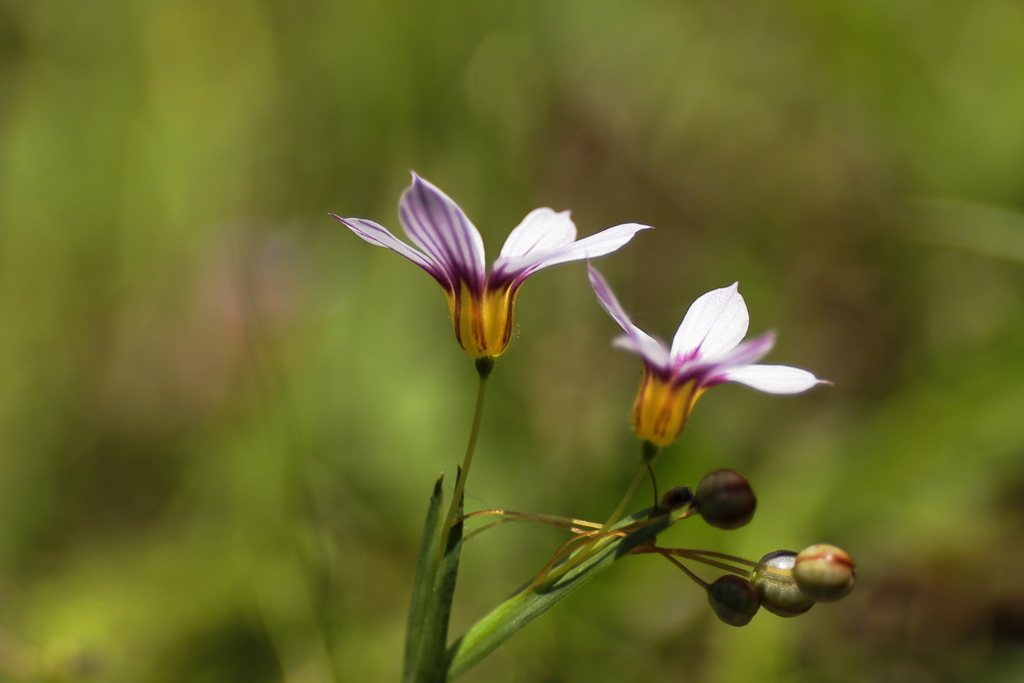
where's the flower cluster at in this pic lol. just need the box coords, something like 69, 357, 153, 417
336, 174, 826, 443
643, 469, 856, 627
334, 174, 853, 678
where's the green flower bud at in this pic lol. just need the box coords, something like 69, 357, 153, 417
793, 544, 856, 602
695, 469, 756, 530
707, 575, 761, 627
751, 550, 815, 617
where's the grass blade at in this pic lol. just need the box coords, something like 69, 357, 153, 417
402, 473, 446, 683
414, 490, 464, 682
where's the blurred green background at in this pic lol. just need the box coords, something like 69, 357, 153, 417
1, 0, 1024, 681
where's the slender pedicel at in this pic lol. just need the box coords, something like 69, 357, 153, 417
662, 552, 709, 589
631, 546, 754, 576
600, 441, 661, 532
440, 358, 494, 555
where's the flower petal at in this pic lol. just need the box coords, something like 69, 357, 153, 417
713, 331, 775, 368
611, 334, 671, 368
496, 208, 577, 261
490, 209, 579, 285
331, 215, 451, 288
398, 174, 487, 291
720, 364, 826, 394
494, 222, 651, 286
671, 283, 749, 363
589, 265, 670, 369
526, 223, 652, 274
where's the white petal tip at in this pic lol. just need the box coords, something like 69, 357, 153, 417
619, 222, 654, 234
721, 364, 825, 394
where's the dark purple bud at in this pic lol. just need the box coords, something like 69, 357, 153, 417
695, 469, 756, 530
659, 486, 694, 512
707, 575, 761, 627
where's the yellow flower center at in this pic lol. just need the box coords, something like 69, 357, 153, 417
445, 281, 516, 358
631, 368, 707, 447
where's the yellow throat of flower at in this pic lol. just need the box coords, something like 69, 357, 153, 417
632, 369, 706, 447
445, 281, 515, 359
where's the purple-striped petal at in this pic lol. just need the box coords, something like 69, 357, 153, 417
589, 265, 671, 369
671, 283, 749, 363
720, 364, 826, 394
331, 215, 450, 288
398, 174, 487, 291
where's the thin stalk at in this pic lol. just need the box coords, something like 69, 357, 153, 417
459, 510, 603, 542
677, 549, 759, 568
671, 551, 750, 576
647, 463, 658, 510
630, 546, 754, 576
458, 510, 602, 530
548, 442, 665, 580
541, 442, 663, 582
599, 462, 647, 533
663, 553, 709, 589
440, 360, 492, 553
599, 440, 660, 533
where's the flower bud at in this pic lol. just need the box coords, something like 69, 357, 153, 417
707, 575, 760, 627
695, 469, 756, 530
793, 544, 856, 602
659, 486, 694, 512
751, 550, 815, 617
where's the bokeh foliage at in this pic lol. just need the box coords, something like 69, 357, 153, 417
1, 0, 1024, 681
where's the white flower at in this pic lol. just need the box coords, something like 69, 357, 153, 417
333, 174, 650, 358
588, 266, 828, 446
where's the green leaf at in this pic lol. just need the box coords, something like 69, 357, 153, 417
444, 506, 681, 681
402, 473, 446, 683
415, 488, 464, 683
402, 471, 466, 683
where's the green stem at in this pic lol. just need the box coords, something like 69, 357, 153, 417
545, 442, 660, 583
440, 358, 493, 552
598, 441, 660, 533
599, 463, 647, 533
